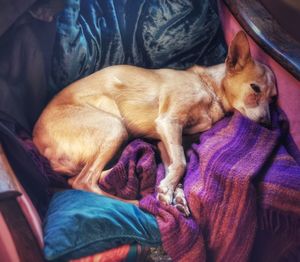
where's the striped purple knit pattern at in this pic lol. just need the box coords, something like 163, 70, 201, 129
100, 109, 300, 261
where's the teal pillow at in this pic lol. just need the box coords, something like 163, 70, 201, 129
43, 190, 161, 261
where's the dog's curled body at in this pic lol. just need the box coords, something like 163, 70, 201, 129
34, 65, 224, 174
33, 32, 277, 214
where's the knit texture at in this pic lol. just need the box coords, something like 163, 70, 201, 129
19, 108, 300, 260
99, 108, 300, 261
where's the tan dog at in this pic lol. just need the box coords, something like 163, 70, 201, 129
33, 31, 276, 215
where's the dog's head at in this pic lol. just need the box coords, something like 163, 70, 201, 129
222, 31, 277, 125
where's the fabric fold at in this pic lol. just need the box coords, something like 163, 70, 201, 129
99, 109, 300, 261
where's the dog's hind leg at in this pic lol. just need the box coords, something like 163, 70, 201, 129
64, 110, 137, 204
67, 112, 137, 204
35, 102, 137, 204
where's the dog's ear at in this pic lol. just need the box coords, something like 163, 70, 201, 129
226, 31, 251, 72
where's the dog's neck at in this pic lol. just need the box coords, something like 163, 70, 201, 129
202, 64, 232, 113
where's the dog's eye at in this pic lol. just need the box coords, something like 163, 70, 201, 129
250, 83, 261, 93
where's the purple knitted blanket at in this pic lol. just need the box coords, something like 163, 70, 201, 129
98, 110, 300, 261
20, 109, 300, 261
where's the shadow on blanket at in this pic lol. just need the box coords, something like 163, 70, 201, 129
20, 106, 300, 261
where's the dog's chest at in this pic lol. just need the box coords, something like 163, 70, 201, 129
186, 96, 224, 130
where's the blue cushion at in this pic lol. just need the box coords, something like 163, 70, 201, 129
43, 190, 161, 261
50, 0, 227, 93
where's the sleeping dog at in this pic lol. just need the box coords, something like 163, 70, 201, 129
33, 31, 277, 215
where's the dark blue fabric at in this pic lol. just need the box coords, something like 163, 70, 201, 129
43, 190, 161, 261
50, 0, 226, 93
0, 113, 50, 218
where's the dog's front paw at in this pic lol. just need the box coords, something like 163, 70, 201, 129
157, 183, 174, 205
173, 184, 190, 217
157, 182, 191, 217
